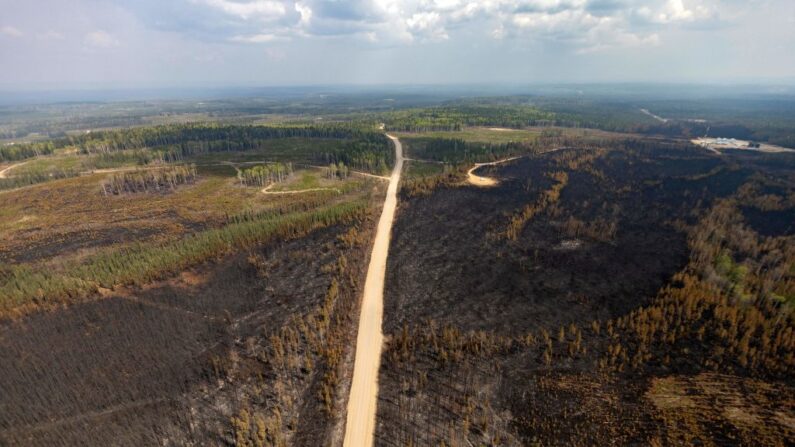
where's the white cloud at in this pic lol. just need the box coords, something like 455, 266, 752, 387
504, 7, 655, 51
123, 0, 723, 50
282, 1, 717, 48
1, 26, 23, 38
84, 30, 119, 48
295, 2, 312, 27
203, 0, 287, 21
406, 11, 448, 40
0, 0, 790, 86
636, 0, 713, 24
660, 0, 710, 22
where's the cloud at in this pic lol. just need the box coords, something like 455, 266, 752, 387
84, 30, 120, 48
113, 0, 722, 51
202, 0, 287, 21
229, 32, 281, 42
633, 0, 715, 25
1, 26, 23, 38
498, 6, 648, 51
0, 0, 791, 87
406, 11, 448, 40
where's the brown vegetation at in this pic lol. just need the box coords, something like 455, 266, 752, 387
505, 171, 568, 240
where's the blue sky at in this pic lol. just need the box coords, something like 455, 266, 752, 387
1, 0, 794, 88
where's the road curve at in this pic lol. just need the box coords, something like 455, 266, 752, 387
467, 155, 524, 187
467, 148, 572, 187
343, 134, 403, 447
0, 160, 29, 179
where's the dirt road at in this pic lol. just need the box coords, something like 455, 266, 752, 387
0, 160, 28, 178
343, 134, 403, 447
640, 108, 668, 123
467, 148, 571, 187
260, 183, 340, 195
467, 156, 524, 187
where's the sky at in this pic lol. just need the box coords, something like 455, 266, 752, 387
1, 0, 794, 89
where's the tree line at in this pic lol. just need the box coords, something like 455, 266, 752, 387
326, 162, 349, 180
382, 105, 557, 132
0, 141, 56, 162
101, 165, 197, 195
240, 163, 294, 187
0, 123, 391, 162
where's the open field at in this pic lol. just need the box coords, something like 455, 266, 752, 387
0, 170, 257, 262
396, 125, 640, 146
395, 127, 541, 144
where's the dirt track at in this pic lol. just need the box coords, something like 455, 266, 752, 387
466, 156, 524, 187
640, 108, 668, 123
260, 183, 341, 195
467, 148, 570, 187
343, 134, 403, 447
0, 161, 28, 178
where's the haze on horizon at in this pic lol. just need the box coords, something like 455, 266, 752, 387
1, 0, 794, 90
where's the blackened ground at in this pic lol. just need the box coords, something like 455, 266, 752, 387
741, 206, 795, 237
383, 148, 719, 335
377, 144, 789, 446
0, 221, 369, 447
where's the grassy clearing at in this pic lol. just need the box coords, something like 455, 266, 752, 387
402, 160, 448, 180
0, 168, 364, 261
0, 150, 179, 190
294, 171, 320, 189
195, 163, 238, 177
8, 149, 181, 177
395, 126, 636, 146
396, 127, 540, 144
267, 170, 321, 191
265, 168, 366, 192
0, 174, 249, 235
9, 156, 83, 175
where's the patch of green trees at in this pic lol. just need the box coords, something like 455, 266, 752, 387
383, 105, 556, 132
240, 163, 293, 187
0, 199, 368, 318
0, 141, 56, 162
